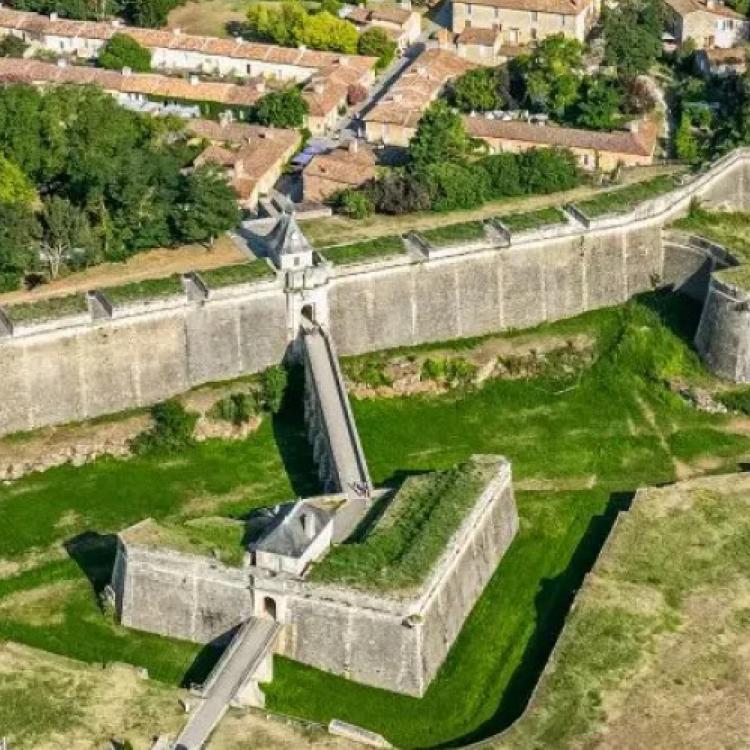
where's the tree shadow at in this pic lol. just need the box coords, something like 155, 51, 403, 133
271, 364, 322, 499
439, 490, 635, 748
64, 531, 118, 599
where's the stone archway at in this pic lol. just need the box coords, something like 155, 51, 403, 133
262, 596, 277, 621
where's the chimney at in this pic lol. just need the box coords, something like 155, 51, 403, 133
121, 66, 132, 76
111, 18, 122, 27
173, 27, 182, 35
189, 74, 199, 85
255, 79, 266, 93
298, 43, 307, 52
56, 57, 67, 68
401, 0, 411, 8
348, 139, 359, 154
301, 512, 316, 540
49, 11, 58, 21
234, 158, 245, 178
313, 79, 325, 94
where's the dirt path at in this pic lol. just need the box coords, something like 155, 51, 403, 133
0, 235, 245, 307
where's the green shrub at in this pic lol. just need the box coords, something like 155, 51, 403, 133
131, 400, 198, 455
260, 365, 288, 414
518, 147, 581, 194
333, 188, 374, 219
421, 357, 477, 387
358, 27, 397, 71
421, 162, 490, 212
717, 388, 750, 415
210, 392, 258, 426
478, 152, 523, 198
99, 33, 152, 72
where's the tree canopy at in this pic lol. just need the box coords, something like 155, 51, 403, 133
449, 67, 509, 113
0, 35, 28, 58
409, 101, 479, 168
603, 0, 663, 78
254, 88, 309, 128
357, 27, 397, 71
0, 155, 36, 206
99, 33, 152, 72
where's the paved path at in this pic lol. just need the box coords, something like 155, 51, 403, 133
303, 324, 371, 540
175, 618, 280, 750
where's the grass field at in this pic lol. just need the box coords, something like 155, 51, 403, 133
498, 207, 567, 234
574, 175, 680, 219
1, 293, 750, 747
318, 235, 406, 266
497, 473, 750, 749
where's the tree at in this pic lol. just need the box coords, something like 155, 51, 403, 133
574, 76, 624, 130
99, 33, 152, 72
366, 172, 431, 214
39, 196, 97, 278
358, 27, 397, 71
254, 89, 309, 128
421, 162, 490, 211
131, 400, 198, 454
603, 0, 663, 78
516, 35, 583, 116
450, 67, 507, 113
675, 113, 699, 162
518, 148, 580, 194
123, 0, 185, 27
409, 101, 478, 168
0, 202, 40, 291
302, 11, 358, 54
478, 153, 523, 198
0, 155, 36, 205
260, 365, 288, 414
0, 35, 28, 58
174, 166, 240, 247
333, 188, 374, 218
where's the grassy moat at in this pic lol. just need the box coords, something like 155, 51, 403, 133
2, 292, 750, 748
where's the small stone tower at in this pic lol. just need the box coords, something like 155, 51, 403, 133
265, 211, 314, 272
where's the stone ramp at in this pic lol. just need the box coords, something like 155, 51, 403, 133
175, 617, 280, 750
302, 323, 371, 540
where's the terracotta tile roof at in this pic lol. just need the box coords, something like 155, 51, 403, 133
305, 144, 376, 185
457, 27, 501, 46
454, 0, 593, 13
664, 0, 746, 18
346, 5, 414, 26
0, 7, 377, 70
365, 48, 475, 127
0, 57, 267, 106
464, 116, 659, 156
186, 118, 297, 145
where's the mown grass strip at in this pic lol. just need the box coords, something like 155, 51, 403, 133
318, 235, 405, 266
420, 221, 486, 246
3, 294, 88, 324
199, 260, 274, 288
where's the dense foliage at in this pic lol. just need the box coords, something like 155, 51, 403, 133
449, 66, 510, 113
131, 400, 198, 455
357, 26, 397, 71
11, 0, 186, 26
0, 85, 239, 289
253, 88, 309, 128
603, 0, 663, 77
408, 100, 481, 168
98, 33, 152, 72
0, 35, 28, 58
245, 2, 358, 54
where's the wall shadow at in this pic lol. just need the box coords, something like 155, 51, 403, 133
181, 628, 238, 689
64, 531, 118, 599
634, 289, 704, 347
439, 490, 635, 748
271, 364, 322, 499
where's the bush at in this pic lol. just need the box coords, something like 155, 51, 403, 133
131, 400, 198, 454
518, 148, 580, 194
421, 162, 490, 212
717, 388, 750, 415
333, 188, 374, 219
358, 27, 397, 71
0, 35, 28, 58
260, 365, 288, 414
99, 33, 152, 72
366, 172, 431, 214
210, 392, 258, 426
254, 89, 308, 128
477, 153, 523, 198
449, 67, 507, 113
421, 357, 478, 387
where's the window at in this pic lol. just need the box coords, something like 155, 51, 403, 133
466, 3, 472, 14
530, 10, 538, 21
560, 14, 566, 26
495, 7, 500, 18
531, 27, 538, 39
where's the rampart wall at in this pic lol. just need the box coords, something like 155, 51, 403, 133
2, 149, 750, 437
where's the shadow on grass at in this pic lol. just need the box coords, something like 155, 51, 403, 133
271, 364, 322, 500
64, 531, 118, 597
635, 290, 703, 347
441, 490, 635, 748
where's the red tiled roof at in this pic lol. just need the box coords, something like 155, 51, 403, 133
453, 0, 593, 14
457, 27, 501, 46
305, 145, 376, 185
464, 116, 659, 156
664, 0, 746, 18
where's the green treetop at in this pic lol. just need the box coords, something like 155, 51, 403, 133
99, 33, 152, 72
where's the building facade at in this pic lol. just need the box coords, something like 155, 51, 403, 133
664, 0, 749, 48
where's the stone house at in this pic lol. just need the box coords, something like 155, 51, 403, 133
695, 45, 747, 76
464, 116, 659, 170
303, 141, 377, 202
451, 0, 600, 45
344, 3, 422, 50
191, 124, 301, 209
364, 48, 475, 146
664, 0, 749, 48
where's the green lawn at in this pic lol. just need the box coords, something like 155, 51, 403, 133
199, 260, 275, 288
575, 175, 680, 219
420, 221, 487, 246
318, 235, 406, 266
104, 276, 185, 305
3, 293, 88, 324
498, 207, 567, 234
1, 293, 749, 747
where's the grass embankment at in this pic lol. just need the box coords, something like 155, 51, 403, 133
498, 207, 567, 234
2, 293, 750, 747
318, 235, 405, 266
497, 474, 750, 749
575, 174, 680, 219
311, 456, 498, 593
104, 276, 184, 305
198, 260, 275, 288
2, 294, 88, 324
419, 221, 487, 246
672, 209, 750, 290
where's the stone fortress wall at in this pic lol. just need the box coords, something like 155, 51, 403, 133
114, 458, 519, 697
2, 148, 750, 438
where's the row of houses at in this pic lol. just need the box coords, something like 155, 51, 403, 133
364, 48, 658, 170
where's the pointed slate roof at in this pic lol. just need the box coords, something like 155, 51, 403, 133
266, 211, 314, 260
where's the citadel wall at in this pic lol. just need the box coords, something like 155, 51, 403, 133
114, 459, 518, 696
2, 149, 750, 437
